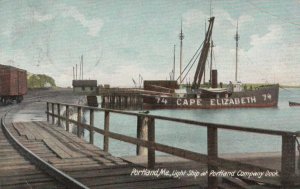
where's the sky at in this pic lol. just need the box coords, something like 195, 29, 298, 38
0, 0, 299, 87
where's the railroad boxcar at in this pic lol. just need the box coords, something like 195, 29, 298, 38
0, 64, 27, 105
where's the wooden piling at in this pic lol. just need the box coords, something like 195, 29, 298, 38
90, 109, 94, 144
46, 102, 49, 122
137, 115, 148, 156
66, 105, 69, 132
99, 90, 144, 110
51, 103, 55, 124
148, 117, 155, 169
57, 104, 61, 126
77, 107, 82, 137
207, 127, 218, 188
281, 134, 296, 186
104, 111, 110, 152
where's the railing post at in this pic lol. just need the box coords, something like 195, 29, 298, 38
57, 104, 61, 126
90, 109, 94, 144
281, 134, 296, 187
104, 111, 110, 152
137, 115, 148, 156
207, 127, 218, 189
46, 102, 49, 122
148, 117, 155, 169
51, 103, 55, 124
65, 105, 69, 132
77, 107, 82, 137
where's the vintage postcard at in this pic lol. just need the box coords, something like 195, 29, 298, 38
0, 0, 299, 188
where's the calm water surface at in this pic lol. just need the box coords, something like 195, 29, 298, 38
85, 88, 300, 157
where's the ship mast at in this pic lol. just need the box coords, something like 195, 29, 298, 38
203, 21, 206, 84
179, 20, 184, 84
173, 45, 176, 80
234, 21, 239, 82
210, 40, 214, 87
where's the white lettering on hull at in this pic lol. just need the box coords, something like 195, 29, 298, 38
177, 99, 203, 106
210, 96, 257, 106
174, 96, 258, 107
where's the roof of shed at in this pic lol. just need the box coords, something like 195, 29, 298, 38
72, 80, 97, 87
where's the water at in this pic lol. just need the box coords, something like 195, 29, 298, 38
84, 88, 300, 157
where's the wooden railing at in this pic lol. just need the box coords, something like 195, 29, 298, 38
46, 102, 299, 188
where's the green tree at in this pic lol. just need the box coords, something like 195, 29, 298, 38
27, 74, 56, 88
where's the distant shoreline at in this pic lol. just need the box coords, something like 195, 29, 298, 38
279, 85, 300, 88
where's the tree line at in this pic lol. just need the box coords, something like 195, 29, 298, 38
27, 74, 56, 88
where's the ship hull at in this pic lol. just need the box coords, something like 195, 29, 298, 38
289, 101, 300, 107
143, 84, 279, 110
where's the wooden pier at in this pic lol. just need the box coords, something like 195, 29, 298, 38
0, 123, 67, 189
5, 121, 196, 188
98, 87, 171, 110
45, 101, 300, 188
1, 88, 300, 188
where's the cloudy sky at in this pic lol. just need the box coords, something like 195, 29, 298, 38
0, 0, 299, 87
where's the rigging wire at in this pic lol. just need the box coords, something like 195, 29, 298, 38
176, 43, 202, 81
176, 41, 204, 81
181, 49, 201, 82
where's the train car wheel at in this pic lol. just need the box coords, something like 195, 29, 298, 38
2, 97, 8, 106
16, 96, 23, 103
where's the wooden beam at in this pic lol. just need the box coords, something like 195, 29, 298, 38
66, 105, 69, 132
148, 117, 155, 168
207, 127, 218, 188
46, 102, 49, 122
77, 107, 82, 137
281, 134, 296, 187
104, 111, 110, 152
137, 115, 148, 156
51, 103, 55, 124
90, 109, 94, 144
57, 104, 61, 126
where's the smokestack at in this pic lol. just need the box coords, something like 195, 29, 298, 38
76, 64, 77, 80
73, 66, 75, 80
211, 69, 218, 88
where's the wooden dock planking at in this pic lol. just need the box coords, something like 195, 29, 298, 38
23, 122, 50, 140
66, 166, 135, 178
5, 120, 210, 188
12, 122, 26, 136
1, 173, 55, 186
34, 121, 119, 160
44, 136, 84, 158
1, 169, 44, 177
0, 158, 29, 166
43, 138, 73, 159
0, 126, 66, 189
98, 178, 201, 189
76, 172, 201, 188
0, 164, 36, 171
14, 121, 84, 159
13, 122, 35, 140
7, 113, 296, 188
62, 164, 130, 172
1, 181, 65, 189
